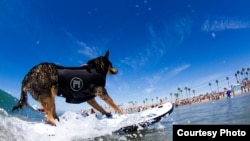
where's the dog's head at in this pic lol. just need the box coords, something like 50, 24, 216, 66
87, 50, 118, 75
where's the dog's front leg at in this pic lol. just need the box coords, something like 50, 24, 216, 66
95, 87, 126, 115
87, 98, 111, 117
99, 94, 126, 115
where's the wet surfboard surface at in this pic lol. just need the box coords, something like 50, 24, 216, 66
112, 102, 174, 133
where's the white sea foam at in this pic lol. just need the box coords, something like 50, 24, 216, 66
0, 109, 142, 140
0, 109, 124, 141
0, 103, 172, 141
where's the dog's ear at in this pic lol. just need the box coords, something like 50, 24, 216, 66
104, 50, 109, 59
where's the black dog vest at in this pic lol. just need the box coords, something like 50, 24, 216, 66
57, 67, 106, 104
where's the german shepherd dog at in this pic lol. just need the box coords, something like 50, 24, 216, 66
12, 50, 125, 125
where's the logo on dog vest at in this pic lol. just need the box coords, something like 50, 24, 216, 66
70, 77, 83, 91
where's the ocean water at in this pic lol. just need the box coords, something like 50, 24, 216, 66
1, 89, 250, 141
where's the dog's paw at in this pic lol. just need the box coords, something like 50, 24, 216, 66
95, 114, 105, 120
95, 113, 113, 119
106, 113, 113, 118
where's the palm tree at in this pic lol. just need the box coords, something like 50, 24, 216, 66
215, 80, 219, 92
208, 82, 212, 93
237, 70, 241, 82
177, 87, 182, 99
174, 93, 179, 99
242, 68, 245, 79
187, 88, 191, 98
241, 71, 244, 82
170, 93, 173, 101
134, 101, 137, 106
184, 87, 188, 99
235, 73, 239, 83
128, 101, 134, 107
245, 71, 248, 79
226, 77, 230, 88
247, 67, 250, 79
180, 89, 183, 99
192, 89, 195, 97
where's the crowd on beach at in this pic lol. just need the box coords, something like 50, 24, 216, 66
176, 79, 250, 106
79, 79, 250, 115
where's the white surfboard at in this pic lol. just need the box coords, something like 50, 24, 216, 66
112, 102, 174, 133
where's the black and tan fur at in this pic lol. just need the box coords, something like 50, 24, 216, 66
12, 50, 125, 125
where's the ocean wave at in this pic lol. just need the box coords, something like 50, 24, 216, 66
0, 107, 133, 141
0, 108, 8, 116
0, 108, 34, 141
0, 89, 170, 141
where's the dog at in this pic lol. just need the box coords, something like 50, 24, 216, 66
12, 50, 125, 125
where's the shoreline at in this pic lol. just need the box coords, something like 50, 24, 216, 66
81, 90, 249, 115
174, 89, 249, 107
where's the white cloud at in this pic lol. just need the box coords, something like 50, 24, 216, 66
145, 87, 155, 94
120, 53, 149, 70
65, 30, 101, 59
143, 74, 161, 88
171, 64, 191, 76
120, 57, 138, 69
201, 18, 250, 32
172, 64, 190, 75
141, 68, 169, 94
147, 24, 168, 55
120, 17, 192, 70
143, 76, 159, 94
211, 32, 216, 38
77, 41, 100, 58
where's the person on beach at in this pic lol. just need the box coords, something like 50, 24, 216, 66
224, 88, 232, 98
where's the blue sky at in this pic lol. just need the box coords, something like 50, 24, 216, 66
1, 0, 250, 112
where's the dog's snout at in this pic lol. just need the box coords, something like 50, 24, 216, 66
110, 68, 118, 74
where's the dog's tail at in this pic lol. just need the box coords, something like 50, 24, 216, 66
12, 85, 28, 111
